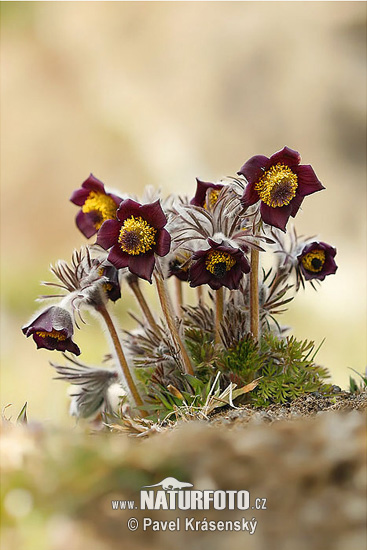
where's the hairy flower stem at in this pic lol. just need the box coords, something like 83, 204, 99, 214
128, 277, 159, 333
250, 248, 260, 340
174, 277, 183, 318
96, 303, 146, 416
154, 273, 194, 376
215, 287, 224, 345
197, 286, 204, 305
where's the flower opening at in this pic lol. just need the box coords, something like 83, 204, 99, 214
118, 216, 157, 255
35, 329, 67, 341
255, 163, 298, 208
82, 191, 118, 229
205, 250, 236, 278
204, 189, 221, 210
301, 249, 325, 273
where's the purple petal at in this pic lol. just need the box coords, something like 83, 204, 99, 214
128, 253, 155, 283
140, 200, 167, 229
107, 246, 130, 269
293, 165, 325, 196
260, 203, 292, 232
76, 210, 99, 239
81, 174, 106, 193
240, 182, 260, 209
63, 339, 81, 356
96, 219, 121, 249
290, 193, 304, 218
207, 279, 223, 291
188, 259, 211, 287
225, 266, 243, 290
70, 188, 90, 206
155, 228, 171, 257
190, 179, 224, 207
269, 147, 301, 168
239, 255, 251, 274
116, 199, 142, 222
110, 193, 124, 207
192, 248, 211, 260
237, 155, 269, 184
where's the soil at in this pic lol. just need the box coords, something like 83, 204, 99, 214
209, 390, 367, 427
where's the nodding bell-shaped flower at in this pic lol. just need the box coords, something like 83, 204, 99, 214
22, 306, 80, 355
297, 241, 337, 282
96, 198, 171, 283
70, 174, 123, 238
188, 238, 250, 291
238, 147, 324, 232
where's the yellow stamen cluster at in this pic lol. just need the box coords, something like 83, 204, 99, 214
82, 191, 118, 229
301, 250, 326, 273
205, 250, 236, 275
118, 216, 157, 255
255, 163, 298, 208
36, 329, 67, 341
204, 189, 221, 210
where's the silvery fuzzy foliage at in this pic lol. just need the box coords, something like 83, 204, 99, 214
51, 355, 124, 419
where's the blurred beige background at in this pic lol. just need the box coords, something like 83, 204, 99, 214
1, 2, 366, 425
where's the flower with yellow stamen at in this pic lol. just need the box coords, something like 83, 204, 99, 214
70, 174, 123, 238
189, 238, 250, 290
297, 241, 337, 282
97, 198, 171, 283
118, 216, 157, 255
190, 178, 224, 209
22, 306, 80, 355
238, 146, 324, 232
205, 250, 236, 277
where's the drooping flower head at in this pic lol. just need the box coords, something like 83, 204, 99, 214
22, 306, 80, 355
189, 238, 250, 290
70, 174, 123, 238
238, 147, 325, 231
190, 178, 225, 209
97, 261, 121, 302
297, 241, 337, 281
96, 199, 171, 283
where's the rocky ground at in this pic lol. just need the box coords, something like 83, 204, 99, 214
1, 392, 366, 550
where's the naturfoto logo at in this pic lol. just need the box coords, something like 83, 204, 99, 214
140, 477, 258, 511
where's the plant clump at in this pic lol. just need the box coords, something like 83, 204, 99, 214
22, 146, 343, 426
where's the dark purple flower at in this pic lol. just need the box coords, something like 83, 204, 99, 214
96, 199, 171, 283
188, 238, 250, 290
297, 241, 337, 281
97, 261, 121, 302
70, 174, 123, 238
190, 178, 224, 209
22, 306, 80, 355
238, 147, 325, 231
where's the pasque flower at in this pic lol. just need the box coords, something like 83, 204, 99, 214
96, 199, 171, 283
190, 178, 225, 209
70, 174, 123, 238
22, 306, 80, 355
297, 241, 337, 281
238, 147, 324, 231
189, 238, 250, 290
